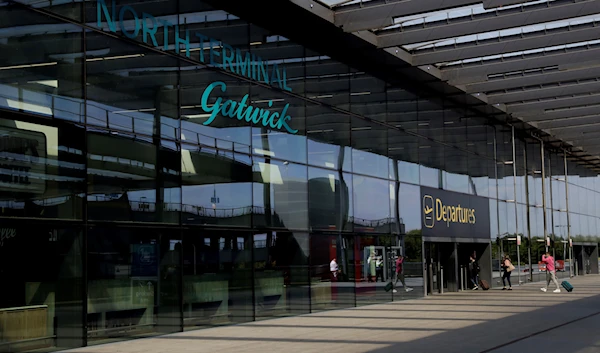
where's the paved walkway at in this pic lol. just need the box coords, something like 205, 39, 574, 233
63, 276, 600, 353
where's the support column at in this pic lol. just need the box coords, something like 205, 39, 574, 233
564, 150, 573, 278
540, 141, 549, 253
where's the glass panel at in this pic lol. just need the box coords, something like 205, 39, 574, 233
85, 34, 178, 140
252, 158, 308, 230
253, 231, 309, 320
356, 235, 394, 305
349, 74, 386, 122
308, 167, 353, 232
352, 175, 391, 233
306, 104, 351, 172
443, 148, 469, 194
0, 7, 84, 123
0, 117, 85, 219
251, 86, 307, 165
0, 225, 83, 352
389, 130, 419, 185
86, 130, 157, 222
87, 227, 182, 343
351, 118, 388, 179
310, 233, 355, 311
182, 230, 253, 327
181, 143, 252, 227
419, 143, 444, 188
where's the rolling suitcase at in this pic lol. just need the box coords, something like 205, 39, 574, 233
479, 279, 490, 290
561, 280, 573, 292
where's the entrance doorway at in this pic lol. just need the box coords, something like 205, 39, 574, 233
425, 241, 492, 294
424, 242, 457, 294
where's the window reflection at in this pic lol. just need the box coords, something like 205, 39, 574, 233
181, 143, 252, 226
0, 225, 83, 351
308, 167, 352, 231
253, 231, 309, 319
182, 230, 253, 326
85, 33, 178, 139
252, 158, 308, 230
0, 117, 85, 219
352, 175, 391, 233
251, 86, 307, 164
87, 228, 182, 341
0, 7, 83, 122
306, 104, 352, 171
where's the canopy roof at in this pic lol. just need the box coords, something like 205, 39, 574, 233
313, 0, 600, 169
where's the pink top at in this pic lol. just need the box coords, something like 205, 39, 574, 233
396, 257, 404, 273
542, 255, 555, 272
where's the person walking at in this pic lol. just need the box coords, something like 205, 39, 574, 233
469, 253, 480, 290
367, 251, 377, 282
501, 255, 514, 290
375, 255, 384, 282
393, 255, 413, 293
330, 257, 339, 282
540, 252, 561, 293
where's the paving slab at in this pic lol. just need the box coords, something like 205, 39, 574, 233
61, 276, 600, 353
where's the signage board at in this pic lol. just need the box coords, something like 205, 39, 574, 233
96, 0, 298, 134
420, 186, 490, 240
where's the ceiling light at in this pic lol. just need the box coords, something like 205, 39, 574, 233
0, 62, 57, 70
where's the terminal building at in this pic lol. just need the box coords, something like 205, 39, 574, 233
1, 0, 600, 351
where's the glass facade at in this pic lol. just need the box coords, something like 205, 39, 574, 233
1, 0, 599, 351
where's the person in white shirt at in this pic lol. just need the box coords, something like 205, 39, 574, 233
330, 258, 339, 282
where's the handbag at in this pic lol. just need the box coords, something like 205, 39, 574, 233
507, 261, 515, 272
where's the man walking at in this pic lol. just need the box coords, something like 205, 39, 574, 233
393, 255, 413, 293
540, 252, 561, 293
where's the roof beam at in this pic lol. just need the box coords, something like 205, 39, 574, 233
538, 115, 600, 130
464, 65, 600, 94
508, 93, 600, 114
555, 126, 600, 139
482, 0, 533, 9
488, 80, 600, 105
334, 0, 478, 33
521, 105, 600, 122
377, 0, 600, 47
412, 25, 600, 66
442, 46, 600, 85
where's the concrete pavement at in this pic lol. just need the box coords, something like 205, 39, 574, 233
61, 275, 600, 353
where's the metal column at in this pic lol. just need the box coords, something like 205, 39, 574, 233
511, 126, 521, 285
564, 150, 573, 278
540, 140, 549, 253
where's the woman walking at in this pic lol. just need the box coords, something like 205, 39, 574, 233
501, 255, 515, 290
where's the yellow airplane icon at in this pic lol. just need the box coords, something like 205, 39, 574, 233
424, 206, 433, 215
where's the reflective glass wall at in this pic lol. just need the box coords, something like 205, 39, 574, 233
1, 0, 600, 351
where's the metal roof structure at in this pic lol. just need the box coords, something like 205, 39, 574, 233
302, 0, 600, 169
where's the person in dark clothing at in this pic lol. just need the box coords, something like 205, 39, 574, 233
375, 256, 384, 282
469, 253, 480, 290
501, 255, 514, 290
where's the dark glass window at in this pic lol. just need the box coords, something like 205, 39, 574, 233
251, 84, 307, 165
0, 224, 84, 351
252, 158, 308, 230
308, 166, 353, 232
0, 5, 83, 123
87, 227, 182, 342
85, 33, 179, 140
352, 175, 391, 233
0, 116, 85, 219
351, 118, 388, 179
253, 231, 309, 320
182, 229, 253, 326
181, 143, 252, 227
